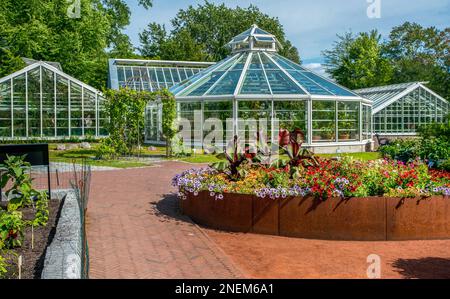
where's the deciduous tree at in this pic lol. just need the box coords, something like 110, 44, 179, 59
139, 1, 301, 63
323, 30, 393, 89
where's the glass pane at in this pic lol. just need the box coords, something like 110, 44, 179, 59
259, 53, 278, 70
207, 55, 248, 95
70, 82, 83, 136
156, 68, 166, 88
124, 67, 133, 88
177, 68, 187, 81
265, 70, 305, 94
170, 68, 180, 83
362, 105, 372, 139
132, 67, 143, 91
56, 74, 69, 136
238, 100, 271, 141
300, 72, 355, 96
240, 70, 271, 95
163, 68, 174, 87
27, 68, 41, 137
287, 70, 333, 95
248, 53, 263, 70
117, 66, 126, 89
145, 104, 161, 142
207, 71, 243, 95
274, 101, 308, 140
312, 101, 336, 142
271, 55, 295, 70
42, 68, 55, 137
338, 102, 359, 141
84, 89, 96, 136
13, 73, 27, 137
203, 101, 233, 148
182, 56, 239, 96
98, 95, 108, 136
177, 101, 202, 144
0, 81, 11, 137
187, 70, 226, 96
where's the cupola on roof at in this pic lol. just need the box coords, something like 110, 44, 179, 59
170, 26, 360, 99
227, 24, 282, 54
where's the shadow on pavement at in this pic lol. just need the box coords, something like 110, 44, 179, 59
151, 193, 192, 225
392, 257, 450, 279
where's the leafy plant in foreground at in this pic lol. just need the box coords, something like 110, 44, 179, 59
0, 155, 36, 211
211, 136, 254, 180
0, 211, 24, 249
32, 191, 49, 227
283, 129, 319, 168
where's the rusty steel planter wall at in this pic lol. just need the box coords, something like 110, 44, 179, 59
181, 192, 450, 241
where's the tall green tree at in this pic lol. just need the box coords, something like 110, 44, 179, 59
0, 0, 152, 89
323, 30, 393, 89
139, 1, 300, 63
384, 22, 449, 100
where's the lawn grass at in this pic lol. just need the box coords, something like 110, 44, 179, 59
173, 151, 382, 164
317, 152, 382, 161
176, 154, 224, 164
48, 142, 382, 168
49, 143, 152, 168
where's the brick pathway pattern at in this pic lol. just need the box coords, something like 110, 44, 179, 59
86, 162, 243, 279
87, 161, 450, 279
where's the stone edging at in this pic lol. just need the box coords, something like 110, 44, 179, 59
41, 190, 83, 279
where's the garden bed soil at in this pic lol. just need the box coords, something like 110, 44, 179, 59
3, 199, 63, 279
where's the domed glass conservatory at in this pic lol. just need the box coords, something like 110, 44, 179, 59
145, 25, 373, 153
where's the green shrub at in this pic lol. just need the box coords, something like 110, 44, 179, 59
437, 159, 450, 171
95, 137, 125, 160
0, 211, 24, 248
378, 139, 419, 163
417, 117, 450, 141
418, 137, 450, 162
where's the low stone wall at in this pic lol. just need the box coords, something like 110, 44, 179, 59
41, 190, 83, 279
181, 192, 450, 241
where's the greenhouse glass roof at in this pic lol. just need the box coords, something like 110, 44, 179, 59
355, 82, 430, 112
170, 26, 360, 99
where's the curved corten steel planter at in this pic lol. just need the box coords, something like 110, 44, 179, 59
181, 192, 450, 241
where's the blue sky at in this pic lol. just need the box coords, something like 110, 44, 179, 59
124, 0, 449, 74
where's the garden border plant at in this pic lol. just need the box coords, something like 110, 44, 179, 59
0, 155, 50, 277
379, 115, 450, 170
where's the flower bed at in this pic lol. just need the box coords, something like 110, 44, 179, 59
173, 159, 450, 200
173, 157, 450, 241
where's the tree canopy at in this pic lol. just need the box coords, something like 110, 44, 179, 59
0, 0, 152, 89
139, 1, 301, 63
323, 30, 393, 89
323, 22, 449, 99
384, 22, 449, 100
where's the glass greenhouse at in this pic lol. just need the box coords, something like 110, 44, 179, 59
0, 61, 107, 139
146, 25, 373, 153
356, 82, 449, 135
108, 59, 214, 92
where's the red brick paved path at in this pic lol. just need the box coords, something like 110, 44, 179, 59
86, 162, 243, 279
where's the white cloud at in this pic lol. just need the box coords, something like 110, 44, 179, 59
302, 63, 331, 78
